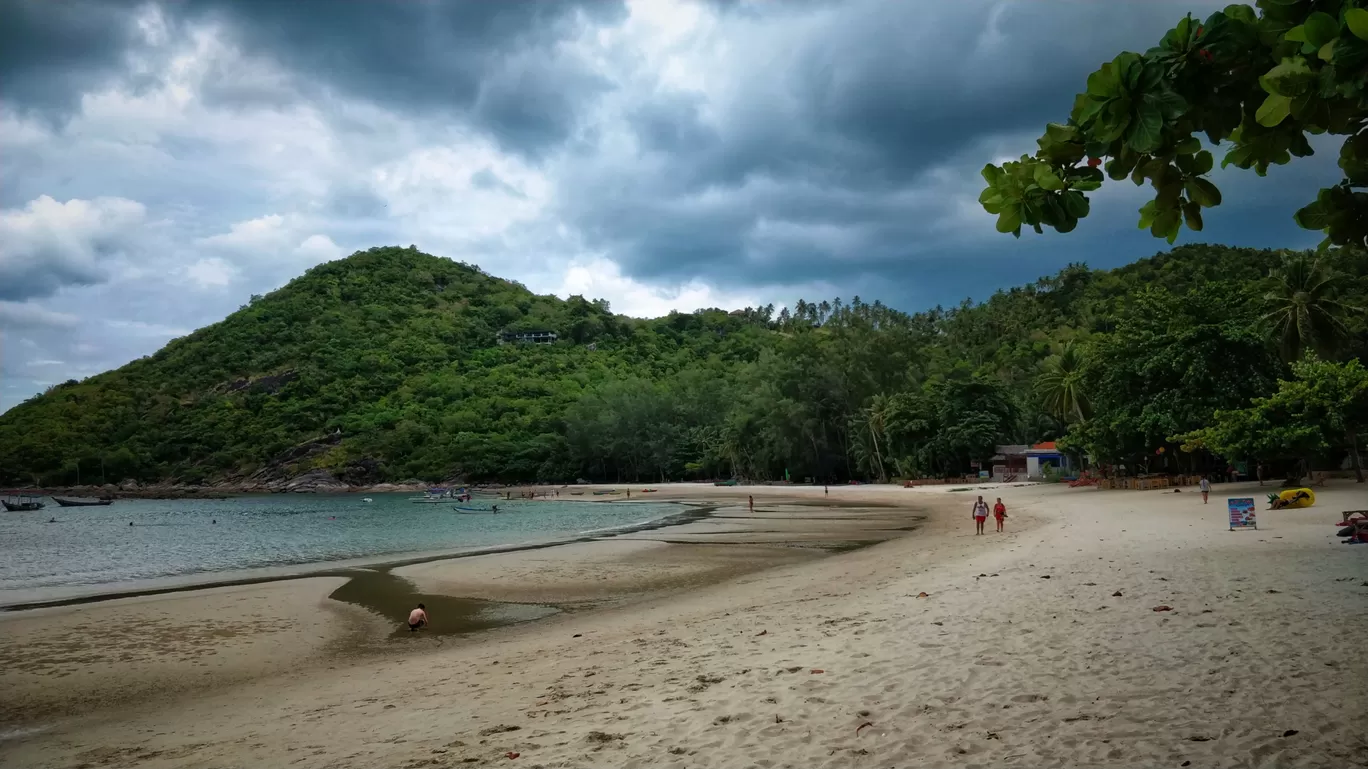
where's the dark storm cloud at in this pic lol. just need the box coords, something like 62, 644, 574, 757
178, 0, 624, 155
2, 0, 624, 155
0, 0, 143, 117
555, 0, 1293, 294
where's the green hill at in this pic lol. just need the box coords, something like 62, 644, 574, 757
1, 244, 1363, 486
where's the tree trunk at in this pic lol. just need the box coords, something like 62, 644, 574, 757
1350, 429, 1364, 483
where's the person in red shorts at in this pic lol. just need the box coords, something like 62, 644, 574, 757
993, 498, 1007, 532
972, 496, 989, 535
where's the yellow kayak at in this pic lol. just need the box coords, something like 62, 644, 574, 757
1268, 488, 1315, 509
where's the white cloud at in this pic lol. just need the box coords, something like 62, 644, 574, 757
0, 196, 147, 300
295, 234, 343, 263
543, 256, 793, 318
0, 301, 81, 330
185, 257, 237, 288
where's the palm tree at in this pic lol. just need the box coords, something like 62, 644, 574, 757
1035, 342, 1090, 425
863, 394, 890, 482
1263, 253, 1357, 361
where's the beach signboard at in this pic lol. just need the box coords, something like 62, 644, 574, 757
1228, 497, 1257, 531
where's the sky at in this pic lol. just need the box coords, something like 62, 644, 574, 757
0, 0, 1341, 412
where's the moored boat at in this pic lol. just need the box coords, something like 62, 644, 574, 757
2, 493, 46, 511
53, 496, 114, 507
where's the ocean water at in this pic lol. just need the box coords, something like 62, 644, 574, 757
0, 494, 685, 606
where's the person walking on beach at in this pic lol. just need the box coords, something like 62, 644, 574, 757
408, 603, 428, 632
748, 495, 754, 512
972, 496, 989, 535
993, 498, 1007, 532
1257, 461, 1267, 486
1199, 476, 1211, 504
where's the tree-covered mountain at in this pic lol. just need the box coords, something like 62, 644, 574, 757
1, 244, 1364, 486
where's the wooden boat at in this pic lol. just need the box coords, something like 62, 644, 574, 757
53, 496, 114, 507
409, 488, 464, 504
2, 493, 46, 511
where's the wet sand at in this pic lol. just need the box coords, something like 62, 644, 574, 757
0, 494, 914, 733
0, 577, 379, 729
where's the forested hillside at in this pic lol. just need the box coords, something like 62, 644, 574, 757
1, 244, 1364, 486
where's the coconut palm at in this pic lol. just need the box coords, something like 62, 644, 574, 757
863, 393, 890, 482
1263, 253, 1358, 362
1035, 342, 1090, 424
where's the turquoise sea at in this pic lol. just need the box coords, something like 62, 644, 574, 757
0, 494, 686, 607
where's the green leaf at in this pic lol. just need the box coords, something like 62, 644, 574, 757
981, 164, 1004, 185
1146, 89, 1188, 121
1086, 64, 1120, 98
1062, 190, 1090, 219
1302, 12, 1338, 48
1283, 24, 1306, 43
1184, 177, 1223, 207
1346, 8, 1368, 41
1255, 93, 1292, 127
1033, 164, 1065, 191
1193, 149, 1214, 175
1259, 57, 1314, 97
1044, 194, 1068, 225
1319, 40, 1335, 61
1182, 201, 1204, 231
1127, 104, 1164, 153
1138, 200, 1158, 229
1174, 137, 1201, 155
1151, 209, 1181, 243
996, 206, 1022, 234
1221, 145, 1252, 169
1138, 61, 1165, 92
1293, 200, 1330, 230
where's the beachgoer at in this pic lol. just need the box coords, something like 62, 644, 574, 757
1227, 464, 1237, 483
993, 498, 1007, 532
824, 485, 828, 496
972, 496, 989, 535
48, 517, 56, 523
1199, 476, 1211, 504
491, 504, 499, 513
627, 489, 631, 499
1257, 461, 1266, 486
408, 603, 428, 632
212, 519, 216, 524
748, 495, 754, 512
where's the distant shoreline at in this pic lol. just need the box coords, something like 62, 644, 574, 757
5, 480, 840, 501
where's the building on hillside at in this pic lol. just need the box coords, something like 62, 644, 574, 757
990, 445, 1029, 481
1025, 441, 1072, 479
496, 330, 558, 345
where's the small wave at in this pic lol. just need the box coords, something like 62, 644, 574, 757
0, 724, 51, 742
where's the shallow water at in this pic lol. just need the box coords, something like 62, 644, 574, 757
0, 494, 682, 605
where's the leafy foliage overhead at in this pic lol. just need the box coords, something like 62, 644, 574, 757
980, 1, 1368, 249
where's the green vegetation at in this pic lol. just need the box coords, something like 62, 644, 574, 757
980, 2, 1368, 249
0, 244, 1363, 486
1180, 356, 1368, 481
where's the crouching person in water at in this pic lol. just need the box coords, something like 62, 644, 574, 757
408, 603, 428, 632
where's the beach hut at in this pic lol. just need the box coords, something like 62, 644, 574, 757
991, 445, 1029, 481
1026, 441, 1072, 479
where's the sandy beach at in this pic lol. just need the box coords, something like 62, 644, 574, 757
2, 482, 1365, 768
